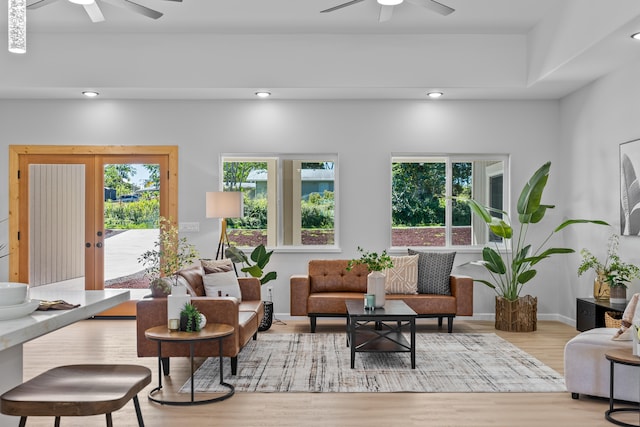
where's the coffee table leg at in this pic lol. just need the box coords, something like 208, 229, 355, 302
350, 317, 356, 369
411, 319, 416, 369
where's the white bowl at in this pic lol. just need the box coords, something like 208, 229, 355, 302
0, 282, 29, 307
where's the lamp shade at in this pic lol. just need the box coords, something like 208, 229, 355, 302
206, 192, 244, 219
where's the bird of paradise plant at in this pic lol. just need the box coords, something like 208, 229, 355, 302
465, 162, 608, 301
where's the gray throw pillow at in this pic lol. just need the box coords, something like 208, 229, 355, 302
408, 249, 456, 295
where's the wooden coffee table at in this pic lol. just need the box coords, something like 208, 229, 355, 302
345, 299, 417, 369
145, 323, 234, 406
605, 348, 640, 427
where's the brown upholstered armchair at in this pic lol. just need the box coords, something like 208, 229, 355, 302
136, 266, 264, 375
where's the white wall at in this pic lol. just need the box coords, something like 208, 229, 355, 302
0, 99, 565, 319
559, 57, 640, 320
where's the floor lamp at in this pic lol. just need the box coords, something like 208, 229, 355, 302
206, 191, 244, 260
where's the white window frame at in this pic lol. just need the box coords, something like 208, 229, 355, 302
390, 153, 510, 251
221, 153, 340, 252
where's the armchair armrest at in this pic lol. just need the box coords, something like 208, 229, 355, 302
450, 275, 473, 316
290, 275, 311, 316
238, 277, 261, 301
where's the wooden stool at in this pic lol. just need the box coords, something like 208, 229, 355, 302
1, 364, 151, 427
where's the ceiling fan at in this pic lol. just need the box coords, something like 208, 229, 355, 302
26, 0, 182, 23
321, 0, 454, 23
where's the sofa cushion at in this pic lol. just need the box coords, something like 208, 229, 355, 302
408, 250, 456, 295
384, 255, 418, 294
203, 270, 242, 300
201, 258, 234, 274
176, 265, 205, 296
308, 260, 368, 293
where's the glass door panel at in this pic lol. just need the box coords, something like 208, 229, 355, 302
103, 163, 159, 293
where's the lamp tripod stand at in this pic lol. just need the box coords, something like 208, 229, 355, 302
215, 218, 230, 260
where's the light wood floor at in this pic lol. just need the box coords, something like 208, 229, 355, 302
18, 318, 625, 427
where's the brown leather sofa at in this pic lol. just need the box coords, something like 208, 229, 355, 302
136, 265, 264, 375
290, 260, 473, 333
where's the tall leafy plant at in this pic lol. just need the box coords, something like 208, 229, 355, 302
226, 244, 277, 285
465, 162, 608, 301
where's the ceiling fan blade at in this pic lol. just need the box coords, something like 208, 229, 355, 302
26, 0, 60, 9
379, 5, 393, 22
83, 2, 105, 23
321, 0, 366, 13
101, 0, 163, 19
406, 0, 454, 16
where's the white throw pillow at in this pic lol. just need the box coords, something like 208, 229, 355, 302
203, 270, 242, 301
384, 255, 419, 295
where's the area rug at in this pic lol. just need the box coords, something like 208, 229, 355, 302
180, 333, 566, 393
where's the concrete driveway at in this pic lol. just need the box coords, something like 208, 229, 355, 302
104, 229, 157, 281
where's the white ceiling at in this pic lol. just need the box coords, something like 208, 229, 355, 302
2, 0, 640, 100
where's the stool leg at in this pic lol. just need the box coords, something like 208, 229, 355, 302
133, 395, 145, 427
106, 413, 113, 427
54, 416, 60, 427
18, 417, 26, 427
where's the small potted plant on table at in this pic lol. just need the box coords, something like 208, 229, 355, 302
578, 234, 640, 304
347, 246, 394, 308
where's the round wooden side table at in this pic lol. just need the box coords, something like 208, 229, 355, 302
605, 348, 640, 427
145, 323, 234, 406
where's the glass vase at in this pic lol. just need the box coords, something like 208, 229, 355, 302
593, 273, 610, 301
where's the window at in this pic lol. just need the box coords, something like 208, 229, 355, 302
222, 154, 337, 249
391, 155, 508, 248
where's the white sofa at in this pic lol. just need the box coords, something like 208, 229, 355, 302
564, 327, 640, 402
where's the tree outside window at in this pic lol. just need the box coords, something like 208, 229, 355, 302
391, 156, 506, 248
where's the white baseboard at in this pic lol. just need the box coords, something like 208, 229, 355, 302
274, 313, 576, 328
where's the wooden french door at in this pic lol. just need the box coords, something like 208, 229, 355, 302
8, 146, 178, 291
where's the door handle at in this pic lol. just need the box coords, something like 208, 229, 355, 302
96, 242, 103, 248
86, 242, 91, 248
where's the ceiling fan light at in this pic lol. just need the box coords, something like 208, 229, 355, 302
378, 0, 403, 5
69, 0, 95, 5
427, 91, 443, 99
255, 91, 271, 98
82, 91, 99, 98
8, 0, 26, 54
631, 32, 640, 40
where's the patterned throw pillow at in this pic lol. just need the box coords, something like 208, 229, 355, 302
408, 249, 456, 295
201, 258, 234, 274
384, 255, 419, 294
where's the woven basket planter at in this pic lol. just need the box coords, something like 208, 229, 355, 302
495, 295, 537, 332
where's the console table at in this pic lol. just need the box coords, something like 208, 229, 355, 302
576, 298, 626, 332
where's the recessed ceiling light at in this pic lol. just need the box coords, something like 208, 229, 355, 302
69, 0, 95, 5
632, 32, 640, 40
427, 91, 443, 99
82, 91, 99, 98
378, 0, 403, 5
255, 91, 271, 98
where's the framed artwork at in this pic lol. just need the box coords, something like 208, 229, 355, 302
620, 138, 640, 235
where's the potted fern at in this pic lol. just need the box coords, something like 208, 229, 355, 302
465, 162, 608, 331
